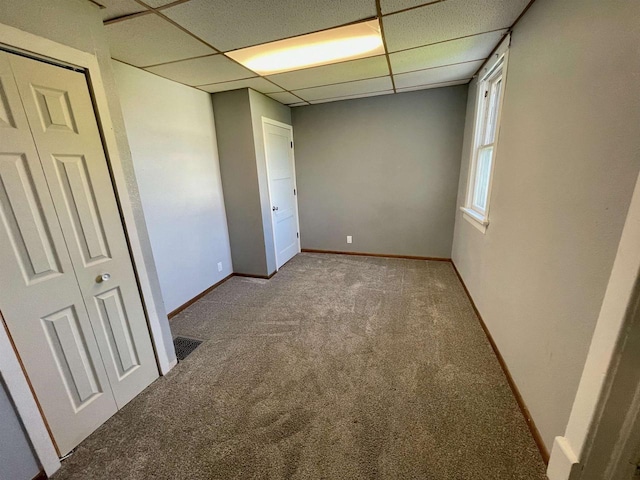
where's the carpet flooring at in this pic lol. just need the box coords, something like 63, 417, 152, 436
52, 253, 547, 479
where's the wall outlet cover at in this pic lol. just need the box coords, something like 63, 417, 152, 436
347, 236, 353, 244
217, 262, 223, 272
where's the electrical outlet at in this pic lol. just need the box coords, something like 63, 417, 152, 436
347, 236, 352, 244
217, 262, 223, 272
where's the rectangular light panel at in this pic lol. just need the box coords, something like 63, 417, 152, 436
226, 20, 384, 76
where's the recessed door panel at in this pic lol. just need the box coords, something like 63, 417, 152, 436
95, 287, 140, 379
31, 85, 78, 134
42, 306, 102, 410
53, 154, 111, 266
0, 153, 61, 283
0, 77, 16, 128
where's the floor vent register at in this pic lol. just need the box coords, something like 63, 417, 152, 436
173, 336, 203, 361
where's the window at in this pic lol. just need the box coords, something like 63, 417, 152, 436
462, 50, 508, 231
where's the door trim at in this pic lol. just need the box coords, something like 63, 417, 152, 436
547, 161, 640, 479
0, 21, 174, 476
0, 312, 60, 475
262, 117, 301, 271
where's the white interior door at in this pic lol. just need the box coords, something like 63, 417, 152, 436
263, 119, 300, 269
0, 50, 158, 455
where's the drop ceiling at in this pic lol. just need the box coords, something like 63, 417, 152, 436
93, 0, 531, 106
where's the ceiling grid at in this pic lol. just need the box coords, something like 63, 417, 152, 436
375, 0, 397, 93
94, 0, 531, 105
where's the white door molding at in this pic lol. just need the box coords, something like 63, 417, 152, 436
548, 167, 640, 479
0, 22, 175, 476
0, 313, 60, 476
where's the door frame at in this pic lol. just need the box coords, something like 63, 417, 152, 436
547, 165, 640, 479
0, 22, 174, 476
261, 116, 301, 271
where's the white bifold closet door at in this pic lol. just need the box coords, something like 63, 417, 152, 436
0, 51, 158, 456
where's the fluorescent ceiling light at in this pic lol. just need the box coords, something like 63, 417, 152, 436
226, 20, 384, 75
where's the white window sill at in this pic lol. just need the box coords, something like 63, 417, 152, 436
460, 207, 488, 233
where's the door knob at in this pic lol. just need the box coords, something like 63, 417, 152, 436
97, 273, 111, 283
272, 206, 279, 211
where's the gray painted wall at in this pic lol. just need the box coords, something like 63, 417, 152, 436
248, 89, 292, 274
113, 61, 234, 313
451, 0, 640, 450
0, 380, 40, 480
292, 87, 468, 258
213, 89, 292, 276
213, 89, 267, 276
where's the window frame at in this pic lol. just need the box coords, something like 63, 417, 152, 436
461, 48, 509, 233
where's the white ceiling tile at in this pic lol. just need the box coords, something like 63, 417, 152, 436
162, 0, 377, 51
396, 79, 470, 92
267, 92, 304, 105
383, 0, 530, 52
199, 77, 283, 94
393, 60, 483, 89
145, 55, 255, 85
266, 56, 389, 91
105, 14, 215, 67
293, 76, 393, 102
97, 0, 147, 21
380, 0, 437, 15
390, 30, 505, 74
309, 89, 394, 104
141, 0, 179, 7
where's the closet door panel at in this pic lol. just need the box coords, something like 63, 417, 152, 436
8, 53, 159, 408
0, 51, 118, 456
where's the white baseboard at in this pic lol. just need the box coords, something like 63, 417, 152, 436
161, 357, 178, 375
547, 437, 582, 480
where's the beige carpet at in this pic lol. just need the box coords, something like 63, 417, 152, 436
52, 253, 547, 479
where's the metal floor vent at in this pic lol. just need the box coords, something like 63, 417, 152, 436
173, 336, 203, 361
